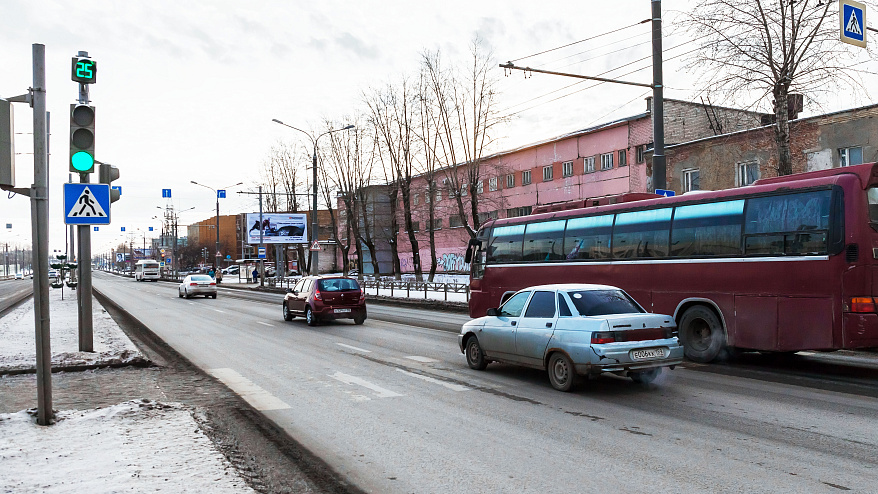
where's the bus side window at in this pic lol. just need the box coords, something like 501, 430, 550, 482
563, 215, 613, 260
613, 208, 672, 259
487, 225, 525, 263
671, 200, 744, 257
744, 190, 832, 255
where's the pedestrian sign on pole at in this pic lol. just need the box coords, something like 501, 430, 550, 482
310, 240, 321, 251
64, 183, 111, 225
840, 0, 866, 48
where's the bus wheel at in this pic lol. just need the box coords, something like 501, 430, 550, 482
679, 306, 726, 363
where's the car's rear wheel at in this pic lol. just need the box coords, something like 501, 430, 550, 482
354, 315, 365, 325
283, 303, 294, 321
465, 335, 488, 370
211, 294, 217, 299
679, 305, 726, 363
305, 307, 318, 326
185, 290, 192, 299
547, 352, 576, 392
178, 289, 183, 298
630, 368, 660, 384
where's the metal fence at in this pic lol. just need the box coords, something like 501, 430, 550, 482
359, 280, 470, 302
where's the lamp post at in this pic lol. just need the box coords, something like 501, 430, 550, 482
271, 119, 354, 274
191, 181, 243, 274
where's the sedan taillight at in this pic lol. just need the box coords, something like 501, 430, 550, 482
189, 282, 198, 286
591, 332, 615, 344
209, 282, 216, 286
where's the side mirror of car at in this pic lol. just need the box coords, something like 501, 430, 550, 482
286, 288, 293, 294
486, 308, 499, 316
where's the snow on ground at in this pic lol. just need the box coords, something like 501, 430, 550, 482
0, 399, 256, 493
0, 286, 144, 373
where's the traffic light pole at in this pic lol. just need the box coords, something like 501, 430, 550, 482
75, 51, 94, 352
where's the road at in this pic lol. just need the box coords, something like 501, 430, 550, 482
93, 272, 877, 493
0, 278, 33, 314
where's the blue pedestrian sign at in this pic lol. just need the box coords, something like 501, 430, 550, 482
840, 0, 866, 48
655, 189, 676, 197
64, 183, 111, 225
217, 190, 226, 199
162, 188, 172, 198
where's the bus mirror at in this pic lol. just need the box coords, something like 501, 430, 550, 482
465, 246, 473, 264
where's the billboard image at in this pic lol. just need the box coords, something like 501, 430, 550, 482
246, 213, 308, 244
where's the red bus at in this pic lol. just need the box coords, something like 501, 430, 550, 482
466, 163, 878, 362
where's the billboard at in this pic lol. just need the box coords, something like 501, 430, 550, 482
246, 213, 308, 244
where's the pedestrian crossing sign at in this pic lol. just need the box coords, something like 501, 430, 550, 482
310, 240, 321, 251
64, 183, 111, 225
840, 0, 867, 48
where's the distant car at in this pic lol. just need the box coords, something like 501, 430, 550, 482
222, 266, 239, 275
48, 269, 59, 278
14, 273, 23, 280
178, 274, 217, 299
458, 284, 684, 391
283, 276, 366, 326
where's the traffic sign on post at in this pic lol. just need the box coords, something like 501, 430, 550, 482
840, 0, 867, 48
64, 183, 111, 225
310, 240, 321, 251
162, 189, 172, 198
258, 247, 266, 259
654, 189, 675, 197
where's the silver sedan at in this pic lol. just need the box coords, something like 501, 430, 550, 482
458, 283, 684, 391
178, 274, 217, 299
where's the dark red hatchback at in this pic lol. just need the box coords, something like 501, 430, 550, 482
283, 276, 366, 326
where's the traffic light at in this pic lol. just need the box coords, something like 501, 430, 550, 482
99, 163, 120, 202
0, 99, 13, 188
70, 103, 95, 173
71, 56, 97, 84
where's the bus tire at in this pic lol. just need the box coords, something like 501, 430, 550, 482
679, 305, 726, 363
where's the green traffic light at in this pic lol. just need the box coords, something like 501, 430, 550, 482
71, 151, 94, 172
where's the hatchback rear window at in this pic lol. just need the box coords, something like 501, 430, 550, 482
566, 290, 643, 316
318, 278, 360, 291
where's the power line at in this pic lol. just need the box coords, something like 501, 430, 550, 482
510, 19, 650, 63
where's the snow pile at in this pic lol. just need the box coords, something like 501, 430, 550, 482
0, 399, 255, 493
0, 288, 146, 373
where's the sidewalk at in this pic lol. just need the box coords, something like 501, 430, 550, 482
0, 287, 256, 493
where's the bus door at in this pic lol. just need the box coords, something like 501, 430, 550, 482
514, 290, 558, 367
480, 290, 530, 360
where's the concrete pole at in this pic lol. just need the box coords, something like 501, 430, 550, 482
651, 0, 666, 191
30, 43, 53, 425
311, 146, 318, 275
259, 185, 264, 287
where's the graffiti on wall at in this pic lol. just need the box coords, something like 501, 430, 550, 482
397, 251, 470, 273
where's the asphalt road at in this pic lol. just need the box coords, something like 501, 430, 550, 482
0, 278, 33, 315
94, 272, 878, 493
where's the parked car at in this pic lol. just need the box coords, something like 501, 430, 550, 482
458, 284, 684, 391
283, 276, 366, 326
222, 265, 239, 275
48, 269, 60, 278
14, 273, 23, 280
178, 274, 217, 299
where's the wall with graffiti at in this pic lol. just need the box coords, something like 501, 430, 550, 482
396, 248, 470, 273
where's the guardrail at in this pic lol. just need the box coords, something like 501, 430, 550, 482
359, 280, 470, 302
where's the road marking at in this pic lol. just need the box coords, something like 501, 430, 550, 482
329, 372, 403, 398
405, 356, 437, 363
213, 309, 225, 313
208, 368, 291, 411
257, 321, 273, 327
337, 343, 371, 353
395, 369, 470, 391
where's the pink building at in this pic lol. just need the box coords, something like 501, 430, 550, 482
345, 98, 763, 276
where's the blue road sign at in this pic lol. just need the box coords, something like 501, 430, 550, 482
112, 185, 122, 196
218, 190, 226, 199
94, 227, 99, 231
162, 188, 172, 198
149, 226, 154, 231
655, 189, 676, 197
121, 227, 126, 232
64, 183, 111, 225
258, 247, 266, 259
841, 0, 866, 47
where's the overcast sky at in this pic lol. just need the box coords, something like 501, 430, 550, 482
2, 0, 876, 257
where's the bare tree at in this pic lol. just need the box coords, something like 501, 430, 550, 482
260, 140, 310, 273
421, 37, 506, 238
364, 78, 423, 280
415, 70, 443, 281
681, 0, 869, 175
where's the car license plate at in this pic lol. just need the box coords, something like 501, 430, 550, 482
334, 308, 351, 313
630, 347, 667, 360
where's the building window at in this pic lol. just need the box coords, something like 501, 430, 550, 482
489, 176, 498, 192
584, 156, 595, 173
460, 183, 467, 196
636, 145, 645, 163
449, 215, 463, 228
736, 161, 759, 187
506, 206, 532, 218
410, 221, 420, 232
682, 168, 700, 192
506, 173, 515, 188
435, 188, 442, 202
477, 180, 484, 194
562, 161, 573, 177
619, 149, 627, 167
543, 165, 553, 182
413, 193, 420, 205
432, 218, 442, 230
522, 170, 532, 185
478, 210, 498, 223
600, 153, 613, 170
839, 146, 863, 167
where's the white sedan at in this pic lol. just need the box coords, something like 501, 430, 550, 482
178, 274, 217, 299
458, 283, 684, 391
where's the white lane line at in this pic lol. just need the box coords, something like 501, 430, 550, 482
330, 372, 403, 398
395, 368, 470, 392
336, 343, 371, 353
405, 356, 437, 363
208, 368, 291, 411
257, 321, 273, 327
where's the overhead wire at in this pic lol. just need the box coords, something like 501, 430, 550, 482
509, 19, 650, 63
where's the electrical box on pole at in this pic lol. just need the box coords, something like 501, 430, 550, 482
0, 99, 13, 187
69, 103, 95, 173
99, 163, 120, 202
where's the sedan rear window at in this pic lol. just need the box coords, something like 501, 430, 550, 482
318, 278, 360, 291
566, 290, 643, 316
191, 275, 212, 281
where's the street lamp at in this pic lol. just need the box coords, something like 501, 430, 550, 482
191, 181, 243, 274
271, 119, 354, 274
